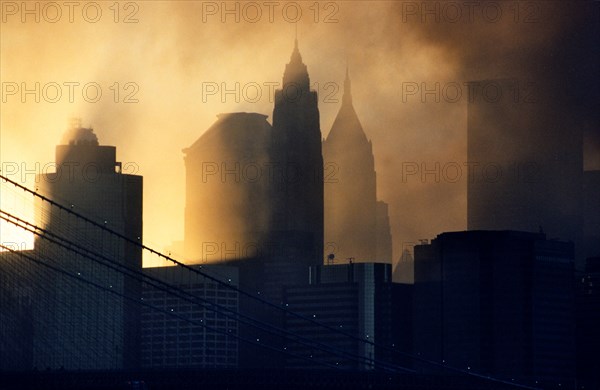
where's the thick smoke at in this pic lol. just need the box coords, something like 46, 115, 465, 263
1, 1, 597, 269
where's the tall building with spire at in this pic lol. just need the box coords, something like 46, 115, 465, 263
181, 41, 324, 368
270, 39, 324, 267
183, 40, 324, 269
323, 68, 391, 263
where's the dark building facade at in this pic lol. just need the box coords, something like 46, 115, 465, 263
413, 230, 575, 388
323, 70, 392, 264
270, 39, 324, 268
467, 78, 583, 268
182, 40, 324, 369
30, 126, 143, 370
576, 257, 600, 389
583, 170, 600, 260
0, 250, 35, 371
140, 265, 239, 369
183, 40, 323, 269
283, 263, 411, 370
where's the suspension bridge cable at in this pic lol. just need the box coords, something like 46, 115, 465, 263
0, 243, 348, 371
0, 174, 541, 388
0, 210, 408, 373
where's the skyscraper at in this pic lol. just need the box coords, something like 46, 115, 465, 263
323, 69, 393, 265
583, 170, 600, 260
323, 69, 377, 263
140, 265, 239, 369
0, 251, 34, 371
245, 40, 325, 368
270, 38, 324, 267
184, 40, 324, 269
283, 262, 407, 370
183, 112, 273, 263
413, 230, 576, 388
576, 257, 600, 388
181, 40, 325, 368
32, 125, 143, 370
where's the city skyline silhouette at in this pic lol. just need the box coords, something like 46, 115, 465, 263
1, 2, 598, 389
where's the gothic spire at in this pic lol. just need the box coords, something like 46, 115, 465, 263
343, 64, 353, 105
282, 38, 309, 90
290, 37, 302, 64
325, 66, 370, 147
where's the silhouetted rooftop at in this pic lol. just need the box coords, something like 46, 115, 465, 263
184, 112, 271, 154
61, 127, 99, 146
325, 70, 370, 147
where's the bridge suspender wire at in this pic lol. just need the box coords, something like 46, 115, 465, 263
0, 174, 540, 389
0, 244, 104, 368
0, 210, 409, 374
0, 209, 408, 373
1, 174, 419, 370
0, 243, 348, 371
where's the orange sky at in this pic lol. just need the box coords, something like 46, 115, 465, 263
1, 1, 597, 269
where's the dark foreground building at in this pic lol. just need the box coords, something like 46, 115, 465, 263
413, 230, 575, 388
29, 126, 142, 370
283, 263, 412, 370
0, 369, 531, 390
270, 39, 324, 269
140, 265, 239, 369
576, 257, 600, 389
583, 170, 600, 260
0, 250, 35, 371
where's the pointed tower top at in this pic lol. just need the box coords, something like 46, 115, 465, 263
324, 66, 371, 148
290, 36, 302, 64
282, 37, 309, 90
343, 64, 353, 105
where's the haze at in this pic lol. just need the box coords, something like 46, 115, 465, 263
1, 1, 598, 270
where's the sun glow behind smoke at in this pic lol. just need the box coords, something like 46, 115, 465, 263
0, 182, 35, 251
1, 1, 597, 267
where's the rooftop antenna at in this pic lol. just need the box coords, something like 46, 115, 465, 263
346, 54, 349, 75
